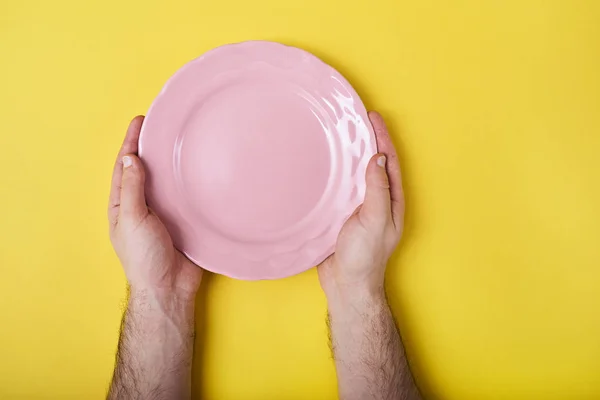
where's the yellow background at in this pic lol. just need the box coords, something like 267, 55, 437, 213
1, 0, 599, 399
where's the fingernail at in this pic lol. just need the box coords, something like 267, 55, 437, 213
122, 156, 132, 168
377, 155, 386, 168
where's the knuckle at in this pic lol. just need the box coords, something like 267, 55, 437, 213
367, 173, 390, 189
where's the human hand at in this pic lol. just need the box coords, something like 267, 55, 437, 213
108, 116, 202, 298
318, 111, 404, 301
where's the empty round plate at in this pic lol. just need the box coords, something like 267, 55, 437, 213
139, 41, 376, 280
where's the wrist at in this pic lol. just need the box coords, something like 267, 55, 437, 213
320, 261, 386, 308
128, 285, 197, 311
124, 284, 197, 343
325, 281, 387, 314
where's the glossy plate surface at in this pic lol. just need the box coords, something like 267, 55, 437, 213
139, 41, 376, 280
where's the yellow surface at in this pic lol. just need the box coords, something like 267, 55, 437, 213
1, 0, 599, 399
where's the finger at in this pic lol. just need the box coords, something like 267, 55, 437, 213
368, 111, 404, 229
108, 116, 145, 226
360, 153, 391, 225
119, 154, 148, 222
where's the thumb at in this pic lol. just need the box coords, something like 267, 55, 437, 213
360, 153, 391, 224
119, 154, 148, 221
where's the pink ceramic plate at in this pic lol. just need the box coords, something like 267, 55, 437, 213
139, 41, 376, 280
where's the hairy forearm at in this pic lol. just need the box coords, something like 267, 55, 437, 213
107, 287, 197, 400
327, 288, 421, 400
